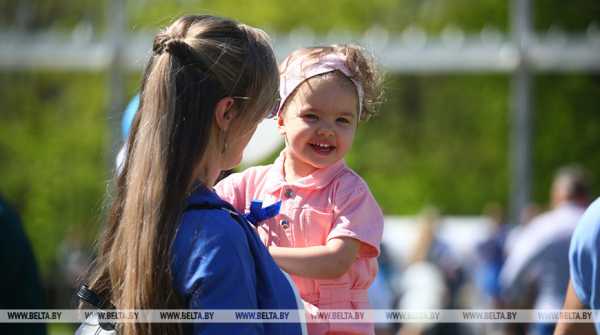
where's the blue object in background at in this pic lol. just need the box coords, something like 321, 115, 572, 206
475, 227, 508, 300
121, 95, 139, 140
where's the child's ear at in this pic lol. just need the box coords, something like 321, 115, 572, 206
276, 114, 286, 135
214, 97, 235, 131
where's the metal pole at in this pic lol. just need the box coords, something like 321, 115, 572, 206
509, 0, 533, 224
106, 0, 126, 172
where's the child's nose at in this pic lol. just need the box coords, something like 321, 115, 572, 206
317, 125, 335, 137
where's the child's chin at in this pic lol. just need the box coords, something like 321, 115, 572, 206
308, 157, 338, 169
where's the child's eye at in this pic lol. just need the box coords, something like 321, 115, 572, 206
337, 117, 351, 124
302, 114, 319, 121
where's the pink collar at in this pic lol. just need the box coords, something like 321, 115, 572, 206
264, 150, 347, 193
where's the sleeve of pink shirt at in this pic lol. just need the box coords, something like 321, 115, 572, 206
214, 172, 247, 213
328, 174, 384, 258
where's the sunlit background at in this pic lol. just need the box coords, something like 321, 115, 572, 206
1, 1, 599, 334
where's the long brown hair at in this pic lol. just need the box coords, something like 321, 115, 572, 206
86, 15, 278, 335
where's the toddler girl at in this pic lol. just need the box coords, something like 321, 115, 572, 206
216, 44, 384, 335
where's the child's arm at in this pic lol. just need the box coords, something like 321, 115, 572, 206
272, 176, 384, 279
268, 237, 360, 279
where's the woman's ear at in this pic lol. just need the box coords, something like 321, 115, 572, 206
214, 97, 235, 131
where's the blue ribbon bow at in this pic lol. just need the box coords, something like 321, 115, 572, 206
243, 200, 282, 226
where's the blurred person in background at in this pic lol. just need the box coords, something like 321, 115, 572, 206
554, 196, 600, 335
503, 203, 542, 256
500, 165, 591, 335
473, 203, 509, 309
395, 208, 465, 335
471, 203, 514, 335
369, 243, 399, 335
0, 195, 47, 335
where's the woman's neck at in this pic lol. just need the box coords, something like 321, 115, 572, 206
192, 156, 222, 188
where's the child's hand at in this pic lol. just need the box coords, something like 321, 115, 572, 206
269, 237, 360, 279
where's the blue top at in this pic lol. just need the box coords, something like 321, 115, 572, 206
171, 186, 303, 335
569, 197, 600, 333
475, 227, 508, 300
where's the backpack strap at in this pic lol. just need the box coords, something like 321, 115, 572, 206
185, 201, 280, 227
185, 203, 229, 211
184, 203, 248, 227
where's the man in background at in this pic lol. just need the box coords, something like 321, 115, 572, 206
500, 165, 591, 335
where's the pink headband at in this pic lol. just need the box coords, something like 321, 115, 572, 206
274, 52, 364, 119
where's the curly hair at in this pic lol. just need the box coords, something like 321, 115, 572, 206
279, 44, 384, 121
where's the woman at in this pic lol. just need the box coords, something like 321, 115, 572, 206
84, 15, 304, 335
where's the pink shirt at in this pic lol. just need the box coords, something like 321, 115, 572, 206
216, 151, 384, 335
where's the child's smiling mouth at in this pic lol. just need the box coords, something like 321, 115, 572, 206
309, 142, 336, 155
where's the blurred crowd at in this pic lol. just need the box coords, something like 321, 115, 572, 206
368, 165, 593, 335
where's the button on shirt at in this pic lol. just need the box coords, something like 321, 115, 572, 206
216, 150, 384, 335
171, 186, 304, 335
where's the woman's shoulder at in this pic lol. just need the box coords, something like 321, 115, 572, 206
173, 205, 251, 270
175, 208, 247, 251
171, 208, 254, 295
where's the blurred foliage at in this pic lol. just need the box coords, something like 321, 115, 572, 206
2, 0, 598, 33
0, 0, 105, 31
0, 0, 599, 281
531, 74, 600, 202
349, 73, 600, 214
534, 0, 600, 32
348, 74, 510, 214
0, 72, 107, 274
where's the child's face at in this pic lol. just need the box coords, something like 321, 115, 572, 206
278, 73, 358, 175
